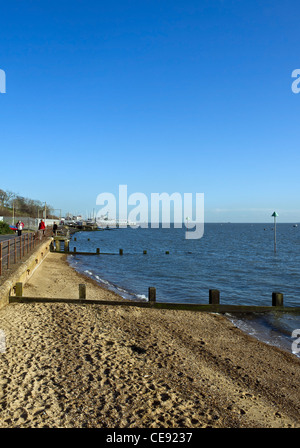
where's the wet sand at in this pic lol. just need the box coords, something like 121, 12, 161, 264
0, 252, 299, 428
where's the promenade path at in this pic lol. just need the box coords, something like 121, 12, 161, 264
0, 230, 52, 284
0, 234, 18, 242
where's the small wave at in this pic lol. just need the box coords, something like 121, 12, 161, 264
226, 313, 300, 359
78, 266, 146, 302
136, 294, 148, 301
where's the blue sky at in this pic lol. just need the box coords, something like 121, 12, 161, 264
0, 0, 299, 222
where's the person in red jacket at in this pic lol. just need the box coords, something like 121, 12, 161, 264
39, 219, 46, 236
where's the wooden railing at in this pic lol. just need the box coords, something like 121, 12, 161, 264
0, 227, 52, 276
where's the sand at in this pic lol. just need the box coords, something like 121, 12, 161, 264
0, 252, 299, 428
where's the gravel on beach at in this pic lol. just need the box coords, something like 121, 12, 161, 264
0, 253, 299, 428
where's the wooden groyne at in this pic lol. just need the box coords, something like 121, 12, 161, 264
44, 241, 300, 314
9, 284, 300, 314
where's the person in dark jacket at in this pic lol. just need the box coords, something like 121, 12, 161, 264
53, 222, 58, 236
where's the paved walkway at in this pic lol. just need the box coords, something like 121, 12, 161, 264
0, 234, 18, 243
0, 232, 49, 284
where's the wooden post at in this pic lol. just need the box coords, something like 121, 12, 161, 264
79, 284, 86, 300
27, 233, 29, 253
64, 240, 69, 252
119, 249, 123, 255
20, 236, 22, 258
74, 247, 76, 253
14, 238, 17, 263
143, 250, 147, 254
165, 251, 169, 254
209, 289, 220, 305
15, 282, 23, 297
96, 248, 100, 254
56, 239, 60, 252
0, 242, 2, 276
148, 287, 156, 303
7, 240, 10, 269
272, 292, 283, 307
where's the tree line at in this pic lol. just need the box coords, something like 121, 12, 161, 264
0, 188, 56, 218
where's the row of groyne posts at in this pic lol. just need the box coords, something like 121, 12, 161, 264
30, 232, 299, 314
50, 233, 169, 256
10, 281, 296, 314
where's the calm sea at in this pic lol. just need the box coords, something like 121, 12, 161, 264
67, 223, 300, 358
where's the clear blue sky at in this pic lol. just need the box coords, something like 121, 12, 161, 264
0, 0, 299, 222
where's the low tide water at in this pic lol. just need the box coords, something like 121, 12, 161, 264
67, 223, 300, 358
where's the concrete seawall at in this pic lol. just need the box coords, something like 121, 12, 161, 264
0, 238, 52, 310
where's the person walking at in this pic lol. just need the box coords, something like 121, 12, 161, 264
16, 220, 24, 237
53, 222, 58, 236
39, 219, 46, 236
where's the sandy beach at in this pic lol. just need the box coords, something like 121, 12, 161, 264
0, 251, 299, 428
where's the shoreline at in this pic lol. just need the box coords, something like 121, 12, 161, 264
67, 252, 300, 359
0, 252, 299, 428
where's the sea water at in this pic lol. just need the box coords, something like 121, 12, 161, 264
67, 223, 300, 358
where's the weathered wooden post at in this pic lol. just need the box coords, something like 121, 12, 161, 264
56, 239, 61, 252
209, 289, 220, 305
7, 240, 10, 269
73, 247, 76, 253
272, 292, 283, 307
79, 284, 86, 300
96, 248, 100, 254
143, 250, 147, 254
165, 251, 169, 254
0, 242, 2, 276
64, 239, 69, 252
15, 282, 23, 297
119, 249, 123, 255
148, 287, 156, 303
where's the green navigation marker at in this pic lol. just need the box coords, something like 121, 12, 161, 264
271, 211, 278, 253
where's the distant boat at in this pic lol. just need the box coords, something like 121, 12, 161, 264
293, 224, 298, 227
96, 215, 137, 229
